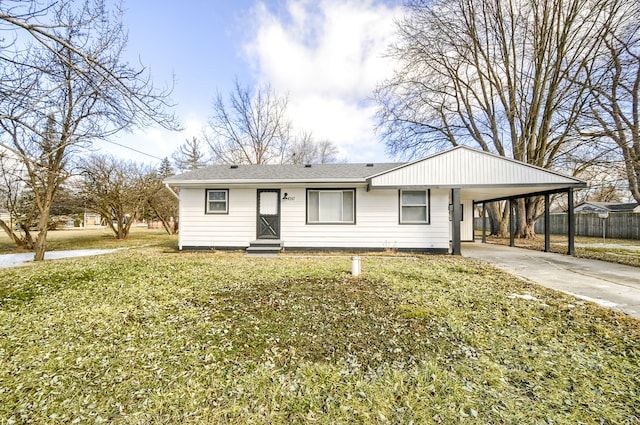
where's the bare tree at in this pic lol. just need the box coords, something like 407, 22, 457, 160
0, 0, 178, 260
79, 155, 148, 240
583, 18, 640, 204
204, 80, 292, 164
375, 0, 634, 237
287, 131, 339, 164
143, 158, 178, 235
172, 137, 208, 172
1, 145, 85, 244
0, 147, 35, 248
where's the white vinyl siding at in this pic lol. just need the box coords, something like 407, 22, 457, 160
280, 187, 449, 250
178, 188, 255, 249
400, 190, 429, 224
205, 189, 228, 214
307, 189, 355, 224
449, 199, 474, 242
177, 186, 451, 251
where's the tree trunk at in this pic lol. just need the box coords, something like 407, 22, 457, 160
149, 204, 173, 235
33, 208, 51, 261
117, 219, 126, 239
522, 219, 537, 239
498, 204, 509, 237
486, 202, 499, 236
122, 216, 134, 239
486, 201, 510, 237
623, 151, 640, 204
106, 218, 118, 238
20, 224, 35, 249
524, 196, 544, 239
486, 202, 499, 235
498, 216, 509, 237
516, 199, 528, 238
0, 219, 33, 249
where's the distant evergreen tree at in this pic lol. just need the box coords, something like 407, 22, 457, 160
158, 157, 174, 178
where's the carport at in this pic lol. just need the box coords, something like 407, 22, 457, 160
366, 147, 586, 256
468, 186, 584, 256
419, 148, 587, 256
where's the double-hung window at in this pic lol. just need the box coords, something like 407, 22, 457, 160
307, 189, 355, 224
400, 190, 429, 224
206, 189, 228, 214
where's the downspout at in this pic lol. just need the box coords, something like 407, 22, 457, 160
164, 183, 181, 250
164, 183, 180, 200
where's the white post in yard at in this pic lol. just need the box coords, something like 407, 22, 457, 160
598, 211, 609, 244
351, 256, 361, 276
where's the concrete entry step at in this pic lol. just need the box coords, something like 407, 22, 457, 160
246, 240, 283, 256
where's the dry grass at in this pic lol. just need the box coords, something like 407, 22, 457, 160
0, 227, 174, 254
1, 245, 638, 424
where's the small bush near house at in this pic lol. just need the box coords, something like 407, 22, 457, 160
0, 247, 638, 424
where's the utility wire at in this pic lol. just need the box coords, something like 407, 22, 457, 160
101, 139, 165, 161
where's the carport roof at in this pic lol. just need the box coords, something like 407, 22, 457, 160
367, 146, 586, 201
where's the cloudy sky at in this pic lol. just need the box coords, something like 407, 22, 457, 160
98, 0, 404, 165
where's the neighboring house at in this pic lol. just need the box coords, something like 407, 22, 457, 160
83, 212, 103, 227
165, 146, 586, 254
574, 201, 640, 213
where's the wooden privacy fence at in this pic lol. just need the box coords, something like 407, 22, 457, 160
537, 213, 640, 240
475, 212, 640, 240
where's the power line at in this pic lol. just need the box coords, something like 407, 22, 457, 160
101, 139, 165, 161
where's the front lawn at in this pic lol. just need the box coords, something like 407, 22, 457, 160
0, 247, 638, 424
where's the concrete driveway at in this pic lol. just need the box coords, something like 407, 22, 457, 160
0, 249, 118, 268
462, 242, 640, 320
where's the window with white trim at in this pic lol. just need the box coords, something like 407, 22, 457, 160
400, 190, 429, 224
307, 189, 355, 224
205, 189, 228, 214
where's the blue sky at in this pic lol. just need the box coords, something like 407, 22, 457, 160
98, 0, 404, 165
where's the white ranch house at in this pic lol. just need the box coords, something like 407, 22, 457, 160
164, 146, 586, 255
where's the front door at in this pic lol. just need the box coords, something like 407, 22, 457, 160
257, 189, 281, 239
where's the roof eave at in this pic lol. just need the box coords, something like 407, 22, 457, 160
164, 177, 369, 186
367, 181, 587, 190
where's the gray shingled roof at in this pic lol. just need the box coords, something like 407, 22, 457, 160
165, 162, 403, 184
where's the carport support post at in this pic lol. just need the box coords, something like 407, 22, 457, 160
567, 188, 575, 256
451, 188, 462, 255
544, 193, 550, 252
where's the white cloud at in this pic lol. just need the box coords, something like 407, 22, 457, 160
245, 0, 402, 162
